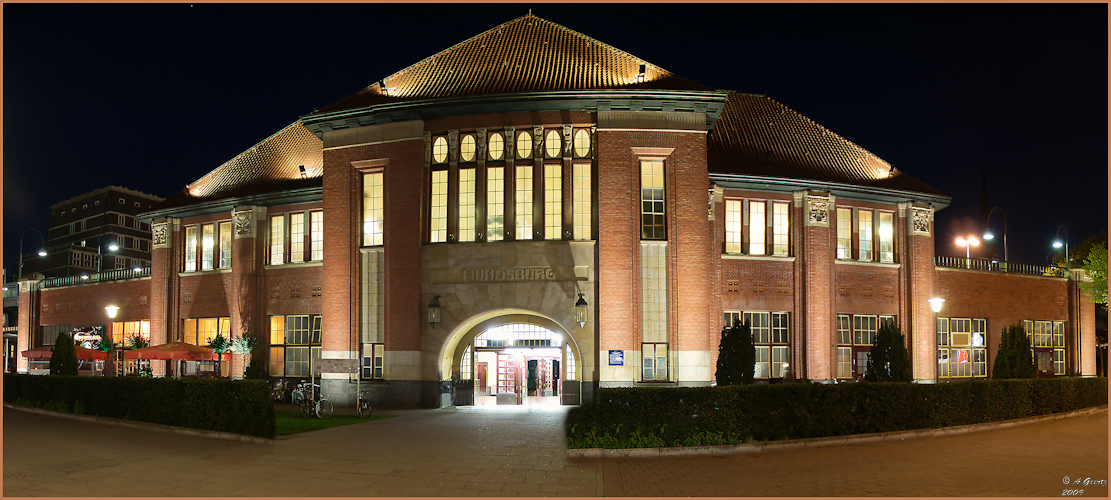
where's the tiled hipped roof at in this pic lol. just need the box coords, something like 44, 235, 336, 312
186, 121, 323, 199
314, 14, 712, 114
708, 92, 946, 197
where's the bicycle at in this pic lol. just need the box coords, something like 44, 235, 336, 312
356, 391, 372, 418
299, 393, 334, 419
290, 382, 320, 405
269, 379, 287, 402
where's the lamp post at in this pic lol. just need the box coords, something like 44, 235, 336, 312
17, 228, 48, 281
955, 235, 979, 269
928, 298, 945, 379
1052, 225, 1069, 266
981, 206, 1008, 265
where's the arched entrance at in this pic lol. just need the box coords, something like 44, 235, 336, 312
442, 312, 582, 407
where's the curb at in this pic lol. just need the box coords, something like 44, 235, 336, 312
566, 404, 1108, 458
3, 403, 274, 444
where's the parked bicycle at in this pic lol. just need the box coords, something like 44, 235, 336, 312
269, 379, 288, 402
290, 382, 321, 405
299, 392, 334, 419
356, 391, 372, 418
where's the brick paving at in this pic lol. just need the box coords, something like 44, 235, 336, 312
3, 402, 1106, 497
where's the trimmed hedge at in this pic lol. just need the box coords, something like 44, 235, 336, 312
566, 377, 1107, 448
4, 374, 275, 438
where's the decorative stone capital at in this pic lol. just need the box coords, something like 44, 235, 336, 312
476, 127, 487, 164
447, 130, 459, 165
805, 194, 831, 227
911, 207, 933, 236
423, 132, 431, 168
562, 124, 573, 158
233, 206, 264, 238
152, 221, 170, 247
533, 125, 544, 158
708, 185, 723, 221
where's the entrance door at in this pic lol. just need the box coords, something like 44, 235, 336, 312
497, 354, 517, 394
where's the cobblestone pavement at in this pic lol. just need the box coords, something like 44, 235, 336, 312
3, 403, 1106, 497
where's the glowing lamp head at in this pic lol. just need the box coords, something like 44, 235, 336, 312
105, 305, 120, 319
108, 244, 119, 251
928, 297, 945, 313
1053, 241, 1064, 249
956, 237, 967, 247
982, 231, 994, 241
37, 249, 48, 257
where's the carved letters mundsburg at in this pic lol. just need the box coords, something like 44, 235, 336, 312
462, 267, 556, 282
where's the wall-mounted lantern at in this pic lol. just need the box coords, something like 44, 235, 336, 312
105, 305, 120, 319
574, 293, 588, 328
428, 295, 441, 329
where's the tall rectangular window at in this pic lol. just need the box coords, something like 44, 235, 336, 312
218, 221, 232, 268
640, 159, 665, 240
362, 343, 384, 379
573, 163, 591, 240
858, 210, 873, 261
878, 211, 894, 263
430, 170, 448, 243
290, 212, 305, 262
458, 168, 476, 242
183, 317, 229, 345
772, 202, 789, 256
310, 211, 323, 260
487, 167, 504, 242
184, 225, 198, 272
749, 201, 766, 255
515, 165, 533, 240
837, 208, 852, 259
544, 164, 561, 239
270, 215, 284, 265
201, 223, 215, 270
853, 315, 878, 346
362, 172, 384, 246
642, 343, 668, 381
725, 199, 742, 254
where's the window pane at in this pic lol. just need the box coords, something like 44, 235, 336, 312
432, 136, 448, 164
773, 202, 789, 256
858, 210, 873, 261
545, 129, 561, 158
573, 129, 590, 158
219, 221, 233, 268
430, 170, 448, 243
459, 169, 476, 242
487, 167, 504, 241
488, 132, 504, 161
516, 165, 533, 240
460, 134, 476, 162
290, 213, 305, 262
310, 211, 324, 260
270, 215, 284, 265
201, 223, 214, 270
544, 164, 561, 240
573, 163, 591, 240
516, 130, 533, 159
749, 201, 766, 255
878, 212, 894, 262
725, 200, 741, 254
640, 160, 665, 240
837, 208, 852, 259
363, 172, 384, 246
184, 226, 198, 272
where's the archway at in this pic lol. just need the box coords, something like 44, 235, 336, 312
440, 311, 582, 406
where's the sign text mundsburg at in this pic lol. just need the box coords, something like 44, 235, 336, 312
462, 267, 556, 282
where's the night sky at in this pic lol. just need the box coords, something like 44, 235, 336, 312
4, 4, 1107, 277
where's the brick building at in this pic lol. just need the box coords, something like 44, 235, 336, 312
12, 14, 1097, 406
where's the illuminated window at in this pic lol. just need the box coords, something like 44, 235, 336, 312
487, 167, 504, 241
878, 211, 894, 263
749, 201, 766, 255
183, 317, 230, 346
218, 221, 232, 268
739, 311, 791, 379
773, 202, 789, 256
544, 129, 561, 158
565, 344, 577, 380
853, 315, 877, 346
937, 317, 988, 379
184, 225, 198, 272
725, 200, 742, 254
459, 168, 476, 242
270, 315, 321, 377
363, 172, 383, 246
460, 134, 476, 162
837, 208, 852, 259
111, 320, 150, 345
270, 215, 284, 265
858, 210, 873, 261
516, 130, 533, 159
430, 170, 448, 243
432, 136, 448, 164
573, 129, 590, 158
544, 164, 561, 239
573, 163, 591, 240
461, 346, 472, 380
488, 132, 504, 161
310, 211, 323, 261
515, 165, 533, 240
201, 223, 215, 270
642, 343, 668, 381
290, 212, 305, 262
640, 159, 665, 240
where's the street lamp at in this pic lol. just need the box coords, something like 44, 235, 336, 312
981, 206, 1008, 265
105, 305, 120, 319
574, 293, 588, 328
427, 295, 441, 329
96, 240, 120, 273
928, 297, 945, 314
1052, 225, 1069, 266
17, 228, 48, 280
955, 235, 979, 269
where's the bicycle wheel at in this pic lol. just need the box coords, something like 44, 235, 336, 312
357, 401, 372, 418
316, 399, 334, 419
299, 400, 312, 418
291, 389, 303, 405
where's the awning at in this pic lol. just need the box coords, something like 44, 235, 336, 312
123, 342, 231, 361
21, 345, 109, 361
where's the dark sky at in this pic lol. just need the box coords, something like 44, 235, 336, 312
4, 4, 1107, 277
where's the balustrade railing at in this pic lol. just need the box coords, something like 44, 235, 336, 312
38, 267, 151, 289
935, 256, 1066, 277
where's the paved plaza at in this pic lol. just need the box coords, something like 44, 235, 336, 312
3, 402, 1107, 497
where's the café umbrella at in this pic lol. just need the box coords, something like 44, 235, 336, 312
123, 342, 231, 361
21, 345, 109, 360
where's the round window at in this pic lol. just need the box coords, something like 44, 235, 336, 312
516, 130, 533, 159
573, 129, 591, 158
488, 133, 504, 160
432, 136, 448, 164
460, 134, 476, 162
545, 129, 561, 158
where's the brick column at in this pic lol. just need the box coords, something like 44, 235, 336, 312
906, 204, 937, 382
1072, 269, 1097, 376
231, 206, 264, 378
15, 278, 41, 373
148, 218, 179, 376
799, 192, 833, 381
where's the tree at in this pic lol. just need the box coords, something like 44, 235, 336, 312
992, 323, 1035, 379
234, 334, 267, 380
49, 332, 79, 376
1079, 241, 1107, 309
715, 320, 756, 386
864, 323, 912, 382
208, 333, 231, 378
